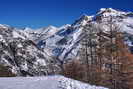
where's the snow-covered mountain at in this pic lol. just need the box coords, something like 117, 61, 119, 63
0, 25, 59, 76
0, 8, 133, 76
31, 8, 133, 60
0, 75, 108, 89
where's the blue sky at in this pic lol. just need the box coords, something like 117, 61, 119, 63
0, 0, 132, 28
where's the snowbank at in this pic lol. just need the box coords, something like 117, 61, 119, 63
0, 75, 108, 89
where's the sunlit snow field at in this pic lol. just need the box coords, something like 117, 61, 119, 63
0, 75, 108, 89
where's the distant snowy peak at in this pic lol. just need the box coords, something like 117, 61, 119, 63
46, 25, 57, 29
23, 27, 34, 31
98, 8, 127, 16
39, 25, 58, 34
72, 8, 128, 27
96, 8, 133, 18
24, 25, 58, 34
59, 24, 71, 29
72, 14, 93, 27
0, 24, 11, 29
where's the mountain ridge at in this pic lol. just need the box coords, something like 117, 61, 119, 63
0, 8, 133, 76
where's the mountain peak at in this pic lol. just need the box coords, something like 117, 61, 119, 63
79, 14, 88, 18
100, 8, 117, 12
97, 8, 127, 17
59, 24, 71, 29
24, 27, 33, 31
46, 25, 57, 29
0, 24, 10, 29
78, 14, 92, 21
72, 14, 93, 26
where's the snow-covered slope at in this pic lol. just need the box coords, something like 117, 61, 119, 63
35, 15, 92, 60
0, 75, 108, 89
0, 25, 57, 76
